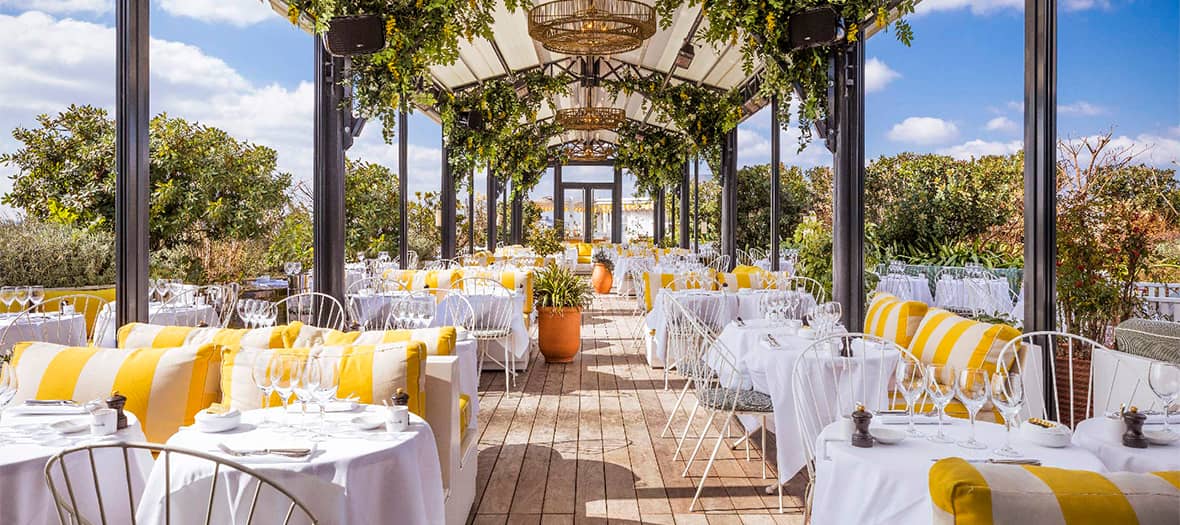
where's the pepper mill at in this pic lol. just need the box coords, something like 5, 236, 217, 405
393, 387, 411, 407
1122, 406, 1148, 449
107, 392, 128, 430
851, 404, 874, 448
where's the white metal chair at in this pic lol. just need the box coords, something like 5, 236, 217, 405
0, 294, 110, 356
273, 292, 346, 330
346, 277, 407, 330
792, 333, 925, 517
393, 251, 419, 270
45, 442, 319, 524
155, 284, 238, 328
455, 277, 517, 394
779, 276, 828, 303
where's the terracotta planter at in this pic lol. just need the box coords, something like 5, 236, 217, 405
537, 306, 582, 363
590, 264, 613, 294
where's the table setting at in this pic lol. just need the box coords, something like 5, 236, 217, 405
1071, 360, 1179, 472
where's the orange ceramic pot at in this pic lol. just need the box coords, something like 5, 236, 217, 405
591, 263, 613, 294
537, 306, 582, 363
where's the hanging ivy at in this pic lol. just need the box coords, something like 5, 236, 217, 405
613, 121, 692, 197
606, 74, 742, 172
651, 0, 916, 147
438, 71, 570, 194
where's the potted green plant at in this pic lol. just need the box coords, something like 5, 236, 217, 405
590, 248, 614, 294
534, 263, 594, 363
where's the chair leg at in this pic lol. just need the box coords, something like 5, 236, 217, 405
672, 399, 700, 460
682, 409, 719, 477
688, 417, 731, 512
660, 380, 692, 438
761, 416, 767, 479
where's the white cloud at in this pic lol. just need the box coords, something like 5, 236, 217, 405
0, 11, 315, 202
985, 116, 1018, 133
1096, 133, 1180, 168
916, 0, 1022, 16
1059, 101, 1106, 116
1063, 0, 1111, 11
937, 139, 1022, 160
157, 0, 278, 27
887, 117, 959, 145
0, 0, 108, 14
864, 58, 900, 94
737, 128, 770, 159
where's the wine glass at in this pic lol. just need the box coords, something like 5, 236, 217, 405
252, 353, 277, 427
1148, 362, 1180, 435
312, 357, 341, 440
293, 357, 319, 434
271, 356, 296, 428
895, 359, 927, 437
991, 370, 1025, 457
925, 364, 957, 443
260, 303, 278, 328
29, 286, 44, 314
237, 299, 253, 328
0, 286, 15, 316
955, 368, 990, 449
14, 286, 30, 312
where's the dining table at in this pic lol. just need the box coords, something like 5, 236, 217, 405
142, 405, 445, 525
0, 406, 152, 525
94, 302, 220, 347
810, 419, 1107, 525
0, 312, 87, 354
874, 274, 935, 304
1071, 416, 1180, 473
933, 276, 1013, 316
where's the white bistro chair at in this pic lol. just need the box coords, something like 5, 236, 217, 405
273, 292, 346, 331
455, 277, 517, 394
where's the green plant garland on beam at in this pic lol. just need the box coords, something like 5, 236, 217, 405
651, 0, 916, 147
613, 121, 693, 197
499, 121, 566, 200
605, 74, 741, 172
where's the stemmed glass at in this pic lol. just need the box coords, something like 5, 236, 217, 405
925, 364, 957, 443
895, 360, 927, 437
311, 357, 340, 440
259, 303, 278, 328
955, 368, 990, 449
14, 286, 30, 312
252, 353, 277, 427
293, 357, 319, 435
284, 261, 303, 277
0, 286, 15, 317
237, 299, 254, 328
29, 286, 44, 314
271, 356, 297, 428
991, 370, 1025, 457
1147, 362, 1179, 435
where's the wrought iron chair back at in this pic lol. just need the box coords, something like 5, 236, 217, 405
155, 285, 238, 328
273, 292, 345, 330
779, 276, 827, 303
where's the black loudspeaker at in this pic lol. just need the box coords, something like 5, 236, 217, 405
785, 8, 839, 50
323, 15, 385, 56
458, 110, 484, 131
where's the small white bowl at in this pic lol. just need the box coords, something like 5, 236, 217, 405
1020, 420, 1072, 448
351, 415, 385, 431
870, 427, 906, 445
797, 327, 816, 340
194, 409, 241, 433
1144, 430, 1180, 446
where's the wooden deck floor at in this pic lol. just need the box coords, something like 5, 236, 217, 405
469, 295, 807, 525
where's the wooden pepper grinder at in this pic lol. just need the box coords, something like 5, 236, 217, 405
107, 392, 128, 430
851, 403, 874, 448
1122, 406, 1148, 449
393, 388, 410, 407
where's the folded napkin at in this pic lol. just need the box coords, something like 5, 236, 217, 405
6, 403, 89, 416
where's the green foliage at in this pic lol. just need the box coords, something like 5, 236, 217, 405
345, 158, 401, 259
613, 121, 693, 196
792, 215, 833, 296
264, 207, 315, 273
0, 220, 114, 287
407, 191, 442, 261
533, 264, 594, 310
527, 223, 563, 257
592, 248, 614, 272
0, 106, 291, 250
733, 164, 814, 251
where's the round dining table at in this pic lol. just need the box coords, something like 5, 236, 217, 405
811, 419, 1107, 525
142, 405, 445, 525
0, 407, 151, 525
1072, 417, 1180, 473
0, 312, 87, 354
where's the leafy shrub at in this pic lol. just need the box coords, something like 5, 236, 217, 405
792, 215, 832, 296
527, 223, 563, 256
0, 220, 114, 287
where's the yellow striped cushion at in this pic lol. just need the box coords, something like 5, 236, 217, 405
864, 294, 929, 348
313, 327, 458, 355
930, 457, 1180, 525
10, 342, 220, 443
116, 323, 294, 350
716, 271, 768, 290
733, 265, 762, 274
385, 270, 463, 290
220, 341, 427, 417
459, 393, 472, 443
907, 308, 1021, 377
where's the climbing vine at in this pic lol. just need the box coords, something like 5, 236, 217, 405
613, 121, 693, 196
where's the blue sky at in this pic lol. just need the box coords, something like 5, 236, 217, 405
0, 0, 1176, 213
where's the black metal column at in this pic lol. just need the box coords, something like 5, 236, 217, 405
553, 165, 564, 240
313, 39, 347, 306
770, 96, 781, 271
582, 187, 593, 243
486, 169, 497, 250
115, 0, 150, 326
468, 169, 475, 254
440, 132, 456, 260
719, 129, 738, 269
612, 164, 623, 243
510, 190, 524, 244
679, 161, 690, 249
693, 157, 699, 252
831, 41, 866, 329
398, 107, 409, 265
1025, 0, 1058, 416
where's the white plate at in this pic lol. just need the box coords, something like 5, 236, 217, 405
1144, 430, 1179, 446
871, 427, 906, 445
351, 415, 385, 431
49, 418, 90, 434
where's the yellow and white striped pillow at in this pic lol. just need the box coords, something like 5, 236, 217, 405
385, 269, 462, 290
907, 308, 1021, 377
930, 458, 1180, 524
310, 327, 458, 356
864, 294, 929, 348
116, 323, 294, 350
716, 271, 768, 290
10, 342, 220, 442
220, 341, 427, 416
461, 269, 534, 314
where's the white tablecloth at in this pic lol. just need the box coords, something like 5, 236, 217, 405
812, 420, 1107, 525
350, 293, 529, 360
753, 258, 795, 275
711, 324, 897, 482
0, 411, 151, 525
1072, 417, 1180, 473
0, 313, 87, 353
646, 290, 768, 364
875, 274, 934, 304
934, 277, 1012, 316
95, 303, 219, 347
144, 406, 444, 525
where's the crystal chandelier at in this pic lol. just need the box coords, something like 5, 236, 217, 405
561, 139, 616, 162
528, 0, 657, 56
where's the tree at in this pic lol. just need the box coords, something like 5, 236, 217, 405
1, 105, 291, 250
732, 164, 814, 251
344, 158, 401, 259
